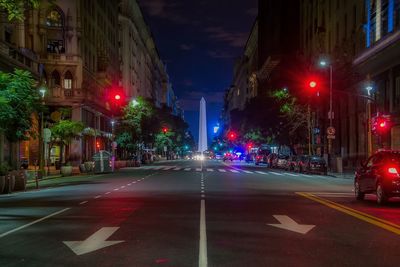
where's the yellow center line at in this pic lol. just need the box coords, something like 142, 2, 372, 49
296, 192, 400, 235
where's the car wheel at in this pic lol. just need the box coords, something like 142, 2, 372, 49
354, 181, 365, 200
376, 182, 388, 205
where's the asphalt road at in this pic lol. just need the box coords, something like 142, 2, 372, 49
1, 160, 400, 267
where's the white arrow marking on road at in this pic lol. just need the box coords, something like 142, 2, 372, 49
63, 227, 124, 256
268, 215, 315, 234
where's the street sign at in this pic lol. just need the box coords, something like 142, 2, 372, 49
112, 141, 118, 149
328, 111, 335, 120
43, 128, 51, 143
327, 127, 336, 135
164, 146, 167, 152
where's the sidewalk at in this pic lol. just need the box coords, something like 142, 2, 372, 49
328, 171, 355, 179
25, 173, 103, 190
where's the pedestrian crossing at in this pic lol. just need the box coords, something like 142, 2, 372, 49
125, 166, 329, 177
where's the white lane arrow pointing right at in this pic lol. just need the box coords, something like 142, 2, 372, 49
64, 227, 124, 256
267, 215, 315, 235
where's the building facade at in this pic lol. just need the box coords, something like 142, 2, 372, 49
0, 0, 175, 166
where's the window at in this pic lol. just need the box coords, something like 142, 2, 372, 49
46, 8, 63, 27
51, 70, 61, 87
64, 71, 73, 89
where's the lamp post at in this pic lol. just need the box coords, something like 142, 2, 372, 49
38, 85, 46, 186
319, 59, 334, 168
111, 119, 115, 172
366, 84, 374, 157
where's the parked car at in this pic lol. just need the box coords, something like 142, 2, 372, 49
295, 155, 310, 173
266, 153, 278, 168
276, 154, 290, 169
355, 150, 400, 204
303, 156, 327, 175
286, 155, 298, 171
255, 148, 271, 165
246, 152, 256, 163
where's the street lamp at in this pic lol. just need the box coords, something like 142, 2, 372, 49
365, 82, 374, 157
319, 58, 334, 162
111, 119, 116, 172
38, 84, 47, 185
131, 99, 139, 107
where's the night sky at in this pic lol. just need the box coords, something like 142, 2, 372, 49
137, 0, 257, 145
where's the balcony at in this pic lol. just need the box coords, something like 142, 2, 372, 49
0, 41, 39, 76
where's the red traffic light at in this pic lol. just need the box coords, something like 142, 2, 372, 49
114, 94, 121, 100
372, 115, 391, 135
227, 131, 237, 141
309, 81, 317, 88
96, 141, 100, 149
162, 127, 168, 134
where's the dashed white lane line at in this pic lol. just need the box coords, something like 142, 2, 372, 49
184, 168, 191, 171
255, 171, 267, 175
173, 168, 181, 171
201, 194, 205, 198
229, 169, 239, 173
302, 174, 313, 177
162, 167, 174, 170
79, 201, 88, 205
218, 169, 226, 172
206, 168, 214, 172
284, 172, 299, 177
270, 171, 283, 176
0, 208, 71, 239
120, 186, 126, 189
94, 195, 101, 199
201, 190, 205, 193
133, 181, 137, 183
243, 170, 253, 174
199, 199, 208, 267
105, 192, 111, 195
114, 188, 119, 191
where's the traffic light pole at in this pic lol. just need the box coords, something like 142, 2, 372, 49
328, 65, 333, 155
367, 100, 373, 157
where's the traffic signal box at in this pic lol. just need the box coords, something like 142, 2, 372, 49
372, 115, 391, 135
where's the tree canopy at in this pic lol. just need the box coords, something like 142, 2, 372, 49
0, 0, 40, 21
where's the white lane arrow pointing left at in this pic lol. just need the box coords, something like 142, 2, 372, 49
63, 227, 124, 255
267, 215, 315, 235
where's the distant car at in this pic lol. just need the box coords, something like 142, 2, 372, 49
286, 155, 298, 171
246, 152, 256, 163
355, 150, 400, 204
215, 153, 223, 160
276, 154, 290, 169
266, 153, 278, 168
223, 152, 234, 162
295, 155, 310, 173
255, 149, 271, 165
303, 156, 327, 175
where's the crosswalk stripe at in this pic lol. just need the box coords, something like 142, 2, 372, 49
229, 169, 239, 173
173, 168, 181, 171
206, 168, 214, 172
243, 170, 253, 174
284, 173, 299, 177
218, 169, 226, 172
196, 168, 202, 172
163, 167, 174, 170
184, 168, 191, 171
255, 171, 267, 175
269, 171, 283, 176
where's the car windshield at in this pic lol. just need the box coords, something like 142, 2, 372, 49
310, 157, 325, 163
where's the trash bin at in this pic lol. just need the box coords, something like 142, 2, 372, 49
93, 150, 112, 174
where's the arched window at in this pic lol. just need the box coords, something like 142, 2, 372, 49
64, 71, 73, 89
46, 8, 63, 27
51, 70, 61, 87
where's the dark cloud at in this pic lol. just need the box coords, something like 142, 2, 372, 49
179, 44, 194, 51
207, 50, 235, 59
205, 27, 248, 48
139, 0, 188, 24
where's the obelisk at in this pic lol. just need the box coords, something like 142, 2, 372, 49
198, 97, 208, 153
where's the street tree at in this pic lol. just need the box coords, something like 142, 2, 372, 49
0, 69, 43, 167
49, 120, 84, 166
0, 0, 41, 21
